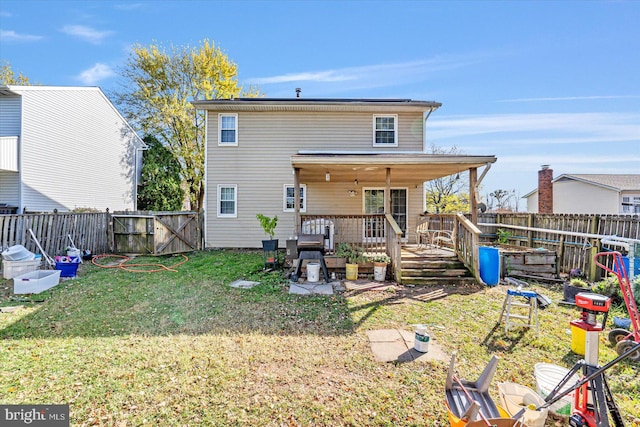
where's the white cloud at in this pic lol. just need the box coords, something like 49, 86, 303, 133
429, 112, 640, 145
0, 29, 43, 42
246, 55, 486, 90
61, 25, 113, 44
498, 95, 640, 103
77, 63, 115, 85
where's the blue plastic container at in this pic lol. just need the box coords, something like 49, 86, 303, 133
479, 246, 500, 286
56, 261, 80, 277
614, 256, 640, 277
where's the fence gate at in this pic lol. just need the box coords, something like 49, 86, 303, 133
112, 212, 202, 255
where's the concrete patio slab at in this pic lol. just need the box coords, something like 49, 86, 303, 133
367, 328, 448, 363
289, 282, 334, 295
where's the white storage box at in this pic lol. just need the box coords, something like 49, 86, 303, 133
13, 270, 61, 294
2, 259, 42, 279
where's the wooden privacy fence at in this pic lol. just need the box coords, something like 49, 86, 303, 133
477, 213, 640, 279
111, 211, 202, 255
0, 212, 111, 258
0, 211, 203, 258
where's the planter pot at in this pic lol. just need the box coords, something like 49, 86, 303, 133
563, 283, 590, 303
373, 262, 387, 282
345, 263, 358, 280
261, 239, 278, 252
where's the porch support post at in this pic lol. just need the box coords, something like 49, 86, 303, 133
385, 168, 391, 214
469, 167, 478, 224
294, 167, 300, 236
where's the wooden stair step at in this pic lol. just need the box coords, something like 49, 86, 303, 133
401, 268, 472, 278
402, 276, 477, 286
401, 260, 466, 269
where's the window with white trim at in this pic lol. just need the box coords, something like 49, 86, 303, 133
217, 184, 237, 217
218, 113, 238, 146
373, 114, 398, 146
283, 184, 306, 212
621, 195, 640, 214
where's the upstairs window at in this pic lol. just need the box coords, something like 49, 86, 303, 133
283, 184, 306, 212
373, 114, 398, 146
218, 114, 238, 146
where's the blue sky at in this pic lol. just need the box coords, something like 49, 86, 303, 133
1, 0, 639, 209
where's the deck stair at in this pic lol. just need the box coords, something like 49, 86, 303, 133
400, 246, 476, 286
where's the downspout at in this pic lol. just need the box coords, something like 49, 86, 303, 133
422, 107, 436, 212
422, 107, 435, 152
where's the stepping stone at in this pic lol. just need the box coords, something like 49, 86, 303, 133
366, 329, 448, 363
228, 279, 260, 289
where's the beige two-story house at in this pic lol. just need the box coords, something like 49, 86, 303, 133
193, 98, 496, 252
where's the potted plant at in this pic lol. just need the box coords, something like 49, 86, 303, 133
336, 243, 365, 280
370, 254, 391, 282
563, 277, 591, 303
256, 214, 278, 252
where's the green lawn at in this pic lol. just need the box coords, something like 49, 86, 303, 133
0, 250, 638, 426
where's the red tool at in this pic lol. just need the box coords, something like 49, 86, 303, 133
593, 251, 640, 362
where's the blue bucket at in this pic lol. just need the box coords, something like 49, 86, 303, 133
479, 246, 500, 286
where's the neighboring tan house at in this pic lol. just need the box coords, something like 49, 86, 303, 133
524, 166, 640, 214
0, 85, 146, 213
193, 97, 497, 249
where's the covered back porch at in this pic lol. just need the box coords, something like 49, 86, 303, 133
289, 152, 496, 284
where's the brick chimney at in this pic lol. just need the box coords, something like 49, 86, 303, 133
538, 165, 553, 214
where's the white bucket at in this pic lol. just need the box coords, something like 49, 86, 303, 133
497, 382, 548, 427
306, 262, 320, 282
373, 263, 387, 281
533, 363, 579, 417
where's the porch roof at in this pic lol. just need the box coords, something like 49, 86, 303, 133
291, 152, 497, 182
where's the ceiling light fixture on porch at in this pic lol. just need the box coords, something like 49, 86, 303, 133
325, 171, 330, 182
348, 190, 357, 197
354, 178, 358, 186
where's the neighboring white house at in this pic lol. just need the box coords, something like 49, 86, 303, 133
524, 173, 640, 214
0, 85, 145, 213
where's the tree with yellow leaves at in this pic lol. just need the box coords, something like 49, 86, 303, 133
116, 40, 260, 211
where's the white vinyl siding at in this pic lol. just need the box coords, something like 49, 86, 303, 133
218, 113, 238, 146
283, 184, 306, 212
6, 86, 143, 212
554, 180, 619, 214
373, 114, 398, 147
204, 110, 425, 248
217, 184, 237, 217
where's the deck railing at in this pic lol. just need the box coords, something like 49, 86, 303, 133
300, 214, 389, 255
453, 213, 482, 283
300, 214, 402, 280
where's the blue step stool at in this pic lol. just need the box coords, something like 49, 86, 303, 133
499, 288, 539, 335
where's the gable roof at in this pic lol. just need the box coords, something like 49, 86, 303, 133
554, 174, 640, 191
523, 174, 640, 198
